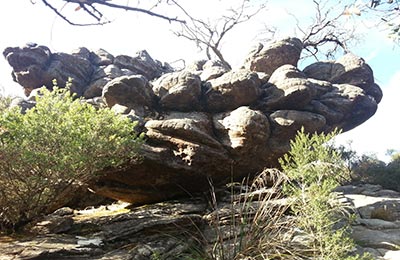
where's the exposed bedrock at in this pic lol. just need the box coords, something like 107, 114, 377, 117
3, 38, 381, 204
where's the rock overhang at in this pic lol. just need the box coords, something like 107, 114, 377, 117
3, 37, 381, 204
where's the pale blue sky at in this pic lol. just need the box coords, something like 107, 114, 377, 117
0, 0, 399, 160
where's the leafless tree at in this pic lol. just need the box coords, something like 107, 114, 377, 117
285, 0, 399, 60
292, 0, 359, 60
32, 0, 265, 68
34, 0, 397, 66
171, 0, 266, 69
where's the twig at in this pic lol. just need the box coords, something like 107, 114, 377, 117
41, 0, 186, 26
41, 0, 110, 26
64, 0, 186, 23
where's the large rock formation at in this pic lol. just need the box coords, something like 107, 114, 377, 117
3, 38, 382, 205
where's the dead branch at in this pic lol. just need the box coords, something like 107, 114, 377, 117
295, 0, 357, 60
172, 0, 266, 69
39, 0, 186, 26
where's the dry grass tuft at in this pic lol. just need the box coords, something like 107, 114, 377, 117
203, 169, 308, 260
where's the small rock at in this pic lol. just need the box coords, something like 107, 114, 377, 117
358, 218, 400, 230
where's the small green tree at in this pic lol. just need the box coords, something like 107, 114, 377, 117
279, 128, 371, 260
0, 86, 143, 230
206, 129, 371, 259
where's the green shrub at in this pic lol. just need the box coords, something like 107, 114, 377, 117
350, 152, 400, 191
279, 128, 371, 260
0, 95, 11, 113
203, 129, 371, 259
0, 86, 143, 231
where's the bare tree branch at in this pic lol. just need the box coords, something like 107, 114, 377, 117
41, 0, 109, 26
362, 0, 400, 43
39, 0, 186, 26
36, 0, 267, 68
172, 0, 265, 69
292, 0, 358, 60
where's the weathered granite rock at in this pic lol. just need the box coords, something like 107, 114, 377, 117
12, 171, 400, 260
92, 112, 232, 204
0, 199, 208, 260
316, 83, 378, 131
3, 45, 172, 98
204, 69, 262, 112
2, 39, 382, 204
3, 44, 93, 96
102, 75, 155, 117
213, 106, 271, 171
243, 37, 303, 75
268, 110, 326, 155
85, 64, 134, 98
303, 53, 383, 103
200, 60, 230, 81
257, 63, 378, 131
260, 64, 321, 110
89, 48, 114, 66
47, 52, 94, 96
153, 71, 202, 111
0, 169, 289, 260
114, 50, 172, 80
336, 184, 400, 259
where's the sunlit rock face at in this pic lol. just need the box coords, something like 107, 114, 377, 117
3, 38, 381, 204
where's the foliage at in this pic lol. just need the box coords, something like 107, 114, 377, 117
279, 128, 370, 260
335, 143, 400, 191
0, 95, 12, 113
351, 152, 400, 191
202, 129, 371, 259
35, 0, 398, 67
0, 85, 143, 231
36, 0, 264, 68
366, 0, 400, 42
232, 170, 304, 259
296, 0, 358, 60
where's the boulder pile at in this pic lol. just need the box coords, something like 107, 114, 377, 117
3, 38, 382, 204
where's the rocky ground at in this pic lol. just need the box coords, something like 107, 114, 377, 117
0, 183, 399, 260
337, 184, 400, 260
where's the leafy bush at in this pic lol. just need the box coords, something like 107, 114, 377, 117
341, 148, 400, 191
0, 95, 11, 113
279, 128, 371, 260
0, 86, 143, 231
202, 129, 371, 259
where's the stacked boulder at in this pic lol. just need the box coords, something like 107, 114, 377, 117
3, 38, 382, 204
